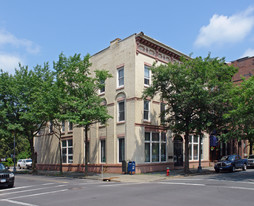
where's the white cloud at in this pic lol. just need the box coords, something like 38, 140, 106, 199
0, 54, 23, 74
241, 48, 254, 57
194, 7, 254, 47
0, 29, 40, 54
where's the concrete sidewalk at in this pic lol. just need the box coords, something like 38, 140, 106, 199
29, 167, 215, 183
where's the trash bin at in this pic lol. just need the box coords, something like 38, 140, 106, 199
128, 161, 135, 175
122, 160, 127, 174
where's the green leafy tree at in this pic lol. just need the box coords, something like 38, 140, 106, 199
53, 53, 112, 175
224, 76, 254, 154
143, 55, 237, 173
0, 64, 54, 172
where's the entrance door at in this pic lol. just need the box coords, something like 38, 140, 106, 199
174, 136, 183, 166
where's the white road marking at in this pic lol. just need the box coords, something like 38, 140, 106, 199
42, 183, 55, 185
99, 183, 145, 187
221, 186, 254, 191
0, 185, 65, 196
7, 189, 68, 200
160, 182, 206, 186
1, 199, 38, 206
0, 185, 33, 192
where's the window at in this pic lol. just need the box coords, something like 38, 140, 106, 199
118, 100, 125, 122
100, 79, 105, 93
117, 67, 124, 87
69, 121, 73, 131
62, 139, 73, 163
160, 103, 166, 124
144, 100, 150, 121
119, 138, 125, 162
189, 135, 203, 161
144, 65, 150, 86
145, 132, 167, 162
101, 140, 106, 163
61, 120, 65, 132
49, 121, 53, 133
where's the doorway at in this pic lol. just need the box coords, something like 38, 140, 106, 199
174, 136, 183, 166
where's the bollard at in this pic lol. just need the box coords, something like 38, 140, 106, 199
166, 167, 170, 176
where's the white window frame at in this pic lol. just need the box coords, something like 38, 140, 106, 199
117, 67, 124, 88
61, 120, 65, 132
62, 139, 73, 164
144, 65, 151, 86
189, 135, 203, 161
144, 100, 150, 121
68, 121, 73, 131
118, 100, 125, 122
145, 132, 167, 163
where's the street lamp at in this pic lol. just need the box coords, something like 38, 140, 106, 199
197, 134, 202, 173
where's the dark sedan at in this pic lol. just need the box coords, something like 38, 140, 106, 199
214, 154, 248, 173
0, 163, 15, 188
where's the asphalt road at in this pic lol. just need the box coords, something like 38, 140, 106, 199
0, 169, 254, 206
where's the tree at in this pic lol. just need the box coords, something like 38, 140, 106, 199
143, 55, 237, 173
53, 53, 112, 175
0, 64, 55, 172
224, 76, 254, 154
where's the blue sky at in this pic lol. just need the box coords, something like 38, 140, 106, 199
1, 0, 254, 73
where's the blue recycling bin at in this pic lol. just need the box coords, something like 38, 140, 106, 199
128, 161, 135, 175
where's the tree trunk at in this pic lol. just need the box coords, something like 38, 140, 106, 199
84, 125, 89, 176
184, 131, 190, 174
250, 140, 253, 155
28, 136, 36, 173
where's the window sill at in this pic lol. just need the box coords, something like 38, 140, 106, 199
116, 86, 124, 91
99, 92, 105, 96
117, 121, 125, 125
143, 120, 151, 124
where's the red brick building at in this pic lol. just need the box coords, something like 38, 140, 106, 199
212, 56, 254, 161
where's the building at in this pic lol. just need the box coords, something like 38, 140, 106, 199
210, 56, 254, 161
35, 32, 210, 173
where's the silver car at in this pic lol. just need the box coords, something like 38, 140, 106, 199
247, 155, 254, 168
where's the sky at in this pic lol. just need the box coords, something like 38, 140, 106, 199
1, 0, 254, 74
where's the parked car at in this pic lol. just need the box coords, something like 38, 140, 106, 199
214, 154, 248, 173
0, 163, 15, 188
247, 155, 254, 168
17, 159, 32, 169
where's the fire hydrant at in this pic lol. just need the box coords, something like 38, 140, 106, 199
166, 167, 170, 176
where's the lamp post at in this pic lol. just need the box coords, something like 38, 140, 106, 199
197, 134, 202, 173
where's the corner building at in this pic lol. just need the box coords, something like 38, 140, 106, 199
35, 32, 210, 173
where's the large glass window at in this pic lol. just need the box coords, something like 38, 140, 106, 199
118, 101, 125, 122
119, 138, 125, 162
144, 100, 150, 121
118, 67, 124, 87
189, 135, 203, 161
145, 132, 167, 162
62, 139, 73, 163
144, 65, 150, 86
101, 140, 106, 163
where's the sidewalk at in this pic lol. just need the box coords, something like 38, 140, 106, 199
27, 167, 215, 183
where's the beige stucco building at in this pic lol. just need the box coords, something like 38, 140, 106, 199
35, 32, 210, 173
